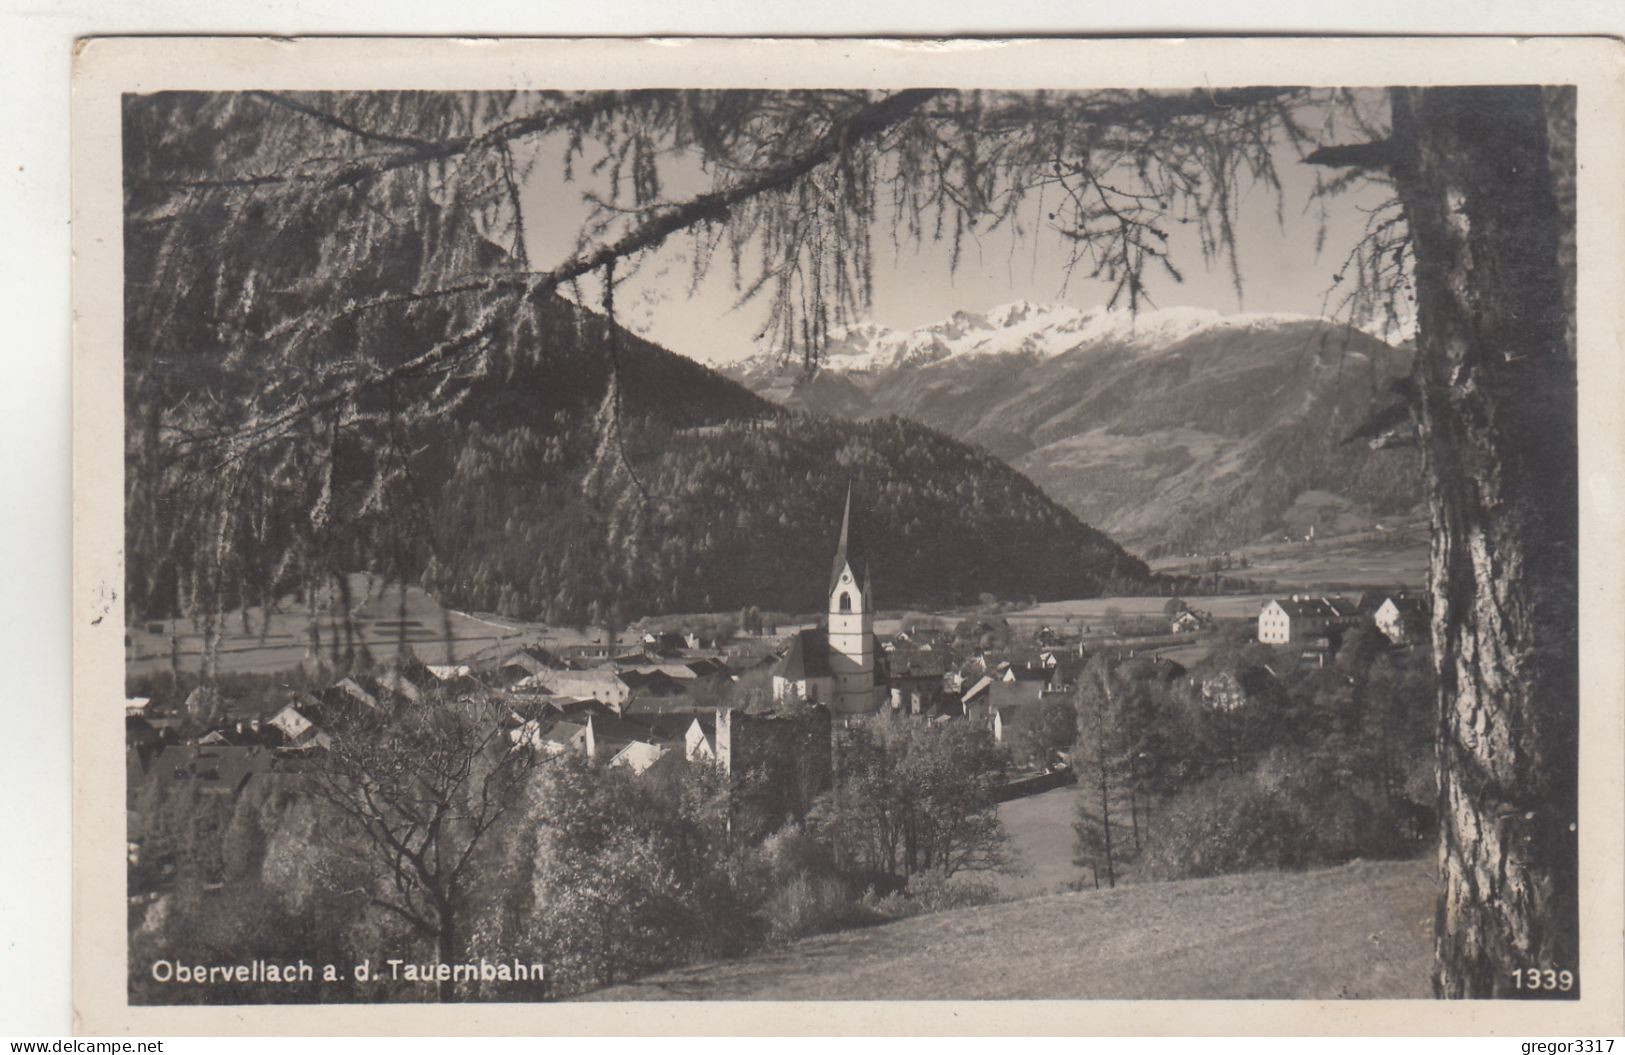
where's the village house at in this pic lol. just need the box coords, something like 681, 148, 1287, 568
145, 742, 277, 800
958, 673, 996, 720
885, 648, 948, 715
988, 680, 1049, 741
642, 630, 689, 652
998, 657, 1050, 685
502, 644, 564, 675
512, 717, 589, 756
518, 668, 634, 709
772, 627, 834, 705
1170, 608, 1211, 634
559, 642, 615, 663
604, 737, 667, 775
1373, 594, 1429, 645
1257, 594, 1363, 645
265, 702, 331, 750
683, 715, 718, 761
1198, 664, 1282, 712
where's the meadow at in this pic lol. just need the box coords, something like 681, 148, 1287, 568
584, 856, 1435, 1000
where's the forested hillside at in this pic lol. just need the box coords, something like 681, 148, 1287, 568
129, 290, 1144, 625
420, 302, 1145, 621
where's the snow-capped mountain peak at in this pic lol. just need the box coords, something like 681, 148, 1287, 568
734, 301, 1329, 377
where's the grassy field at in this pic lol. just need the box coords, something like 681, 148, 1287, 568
585, 857, 1437, 1001
989, 784, 1090, 898
1149, 523, 1429, 591
1016, 594, 1277, 623
126, 576, 572, 678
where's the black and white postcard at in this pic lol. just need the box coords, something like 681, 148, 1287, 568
70, 36, 1625, 1035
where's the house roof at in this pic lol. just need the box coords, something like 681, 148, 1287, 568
1271, 595, 1360, 620
1382, 594, 1429, 616
640, 714, 709, 741
685, 657, 729, 677
828, 484, 870, 598
990, 679, 1047, 709
617, 669, 686, 695
147, 744, 274, 795
888, 649, 948, 679
778, 627, 831, 680
510, 643, 562, 666
961, 674, 995, 704
589, 713, 677, 747
538, 721, 588, 746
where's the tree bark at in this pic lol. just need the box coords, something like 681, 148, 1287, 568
436, 911, 460, 1004
1387, 86, 1579, 998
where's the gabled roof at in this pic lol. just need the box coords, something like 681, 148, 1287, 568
1004, 662, 1050, 682
1270, 595, 1360, 620
589, 712, 678, 747
641, 714, 709, 741
618, 669, 686, 696
961, 674, 995, 704
538, 721, 588, 746
828, 484, 870, 597
1380, 594, 1429, 616
888, 649, 948, 679
778, 628, 831, 680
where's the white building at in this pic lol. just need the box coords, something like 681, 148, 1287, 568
1258, 595, 1362, 644
1374, 595, 1428, 645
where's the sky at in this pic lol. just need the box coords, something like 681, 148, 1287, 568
519, 93, 1400, 365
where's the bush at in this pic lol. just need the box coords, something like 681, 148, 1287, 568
747, 825, 874, 943
761, 872, 868, 942
863, 870, 1001, 921
1139, 773, 1313, 880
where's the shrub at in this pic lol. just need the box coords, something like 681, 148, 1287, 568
761, 871, 869, 943
1140, 773, 1313, 880
863, 870, 1001, 921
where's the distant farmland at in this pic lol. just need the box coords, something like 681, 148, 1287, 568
125, 577, 585, 678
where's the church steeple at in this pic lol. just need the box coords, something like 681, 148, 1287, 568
826, 483, 878, 714
829, 483, 869, 598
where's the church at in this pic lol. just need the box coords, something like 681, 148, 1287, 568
771, 487, 885, 715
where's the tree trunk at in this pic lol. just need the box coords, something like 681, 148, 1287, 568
436, 912, 460, 1004
1388, 86, 1579, 998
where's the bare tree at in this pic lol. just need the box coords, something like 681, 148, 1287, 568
308, 692, 540, 1001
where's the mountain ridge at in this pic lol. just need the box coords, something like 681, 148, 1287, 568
414, 296, 1149, 622
724, 303, 1424, 556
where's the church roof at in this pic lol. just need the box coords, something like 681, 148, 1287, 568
778, 628, 831, 680
829, 484, 871, 597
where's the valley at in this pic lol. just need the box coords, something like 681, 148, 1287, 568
725, 301, 1424, 558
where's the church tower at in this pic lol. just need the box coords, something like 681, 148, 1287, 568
827, 485, 878, 714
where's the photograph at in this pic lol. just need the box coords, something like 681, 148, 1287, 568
68, 36, 1625, 1034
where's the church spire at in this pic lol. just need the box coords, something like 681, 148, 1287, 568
828, 482, 868, 597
